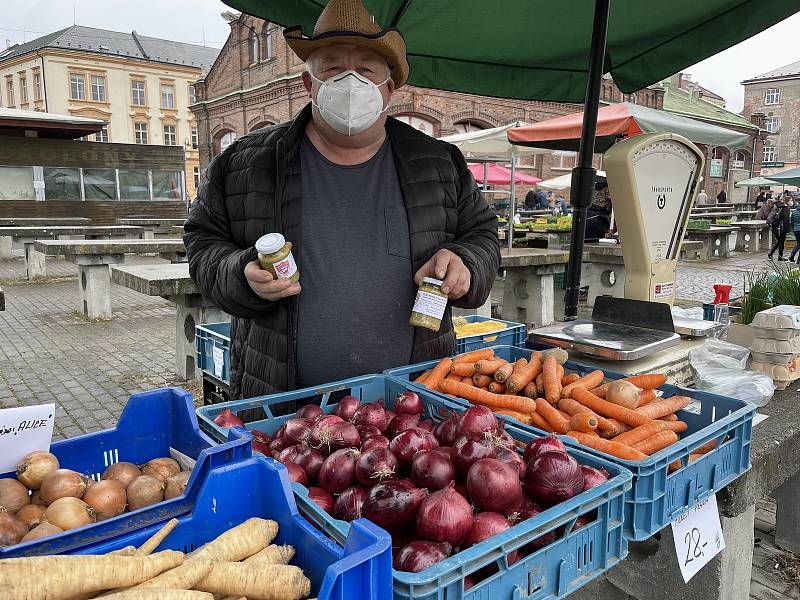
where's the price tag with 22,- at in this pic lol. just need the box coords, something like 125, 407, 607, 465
671, 494, 725, 583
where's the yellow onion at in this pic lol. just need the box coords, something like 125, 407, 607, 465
0, 511, 28, 546
44, 497, 95, 531
16, 504, 46, 530
164, 471, 191, 500
126, 475, 164, 511
101, 462, 141, 488
83, 480, 126, 520
40, 469, 87, 504
29, 490, 47, 506
141, 458, 181, 482
0, 479, 30, 513
22, 521, 63, 542
16, 451, 59, 489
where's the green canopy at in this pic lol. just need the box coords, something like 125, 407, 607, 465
735, 176, 780, 188
766, 167, 800, 186
223, 0, 798, 102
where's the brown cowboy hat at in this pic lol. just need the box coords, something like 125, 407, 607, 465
284, 0, 409, 87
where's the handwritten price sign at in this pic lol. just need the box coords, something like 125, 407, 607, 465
0, 404, 56, 473
671, 494, 725, 583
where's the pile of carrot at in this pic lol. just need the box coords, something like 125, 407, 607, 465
416, 349, 714, 466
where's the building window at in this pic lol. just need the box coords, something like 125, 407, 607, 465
131, 80, 146, 106
553, 151, 577, 169
453, 120, 486, 135
163, 124, 176, 146
44, 167, 81, 200
134, 122, 148, 144
160, 83, 175, 109
193, 166, 200, 190
763, 146, 776, 163
6, 79, 13, 106
764, 88, 780, 105
188, 84, 196, 104
0, 166, 35, 200
219, 131, 236, 153
91, 75, 106, 102
262, 23, 274, 59
191, 127, 198, 149
70, 74, 85, 100
764, 116, 779, 133
83, 168, 117, 200
33, 73, 41, 101
152, 171, 183, 200
249, 30, 259, 64
119, 170, 150, 200
395, 114, 437, 136
19, 75, 27, 104
95, 127, 109, 143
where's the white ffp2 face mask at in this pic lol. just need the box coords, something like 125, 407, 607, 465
310, 70, 389, 136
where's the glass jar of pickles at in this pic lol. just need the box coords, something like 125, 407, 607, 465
410, 277, 448, 331
255, 233, 300, 283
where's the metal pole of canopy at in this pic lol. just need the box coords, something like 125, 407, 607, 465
564, 0, 611, 320
483, 162, 489, 192
508, 153, 517, 253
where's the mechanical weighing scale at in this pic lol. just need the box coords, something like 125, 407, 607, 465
531, 133, 723, 370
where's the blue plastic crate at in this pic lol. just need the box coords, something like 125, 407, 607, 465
198, 374, 631, 600
455, 315, 526, 353
0, 387, 251, 558
388, 345, 755, 541
195, 321, 231, 384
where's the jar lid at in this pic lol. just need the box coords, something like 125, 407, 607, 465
255, 232, 286, 254
422, 277, 444, 287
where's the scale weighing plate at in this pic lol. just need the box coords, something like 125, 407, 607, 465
672, 316, 724, 337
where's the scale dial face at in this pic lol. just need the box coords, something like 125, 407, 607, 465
632, 140, 699, 263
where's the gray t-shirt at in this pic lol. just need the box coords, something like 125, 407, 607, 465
296, 136, 415, 387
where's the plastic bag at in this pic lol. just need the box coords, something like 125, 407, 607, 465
689, 338, 775, 406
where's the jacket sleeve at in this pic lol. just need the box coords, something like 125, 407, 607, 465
184, 152, 276, 319
440, 145, 501, 309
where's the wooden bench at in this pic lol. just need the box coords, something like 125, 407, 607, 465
33, 239, 186, 319
111, 263, 228, 380
499, 248, 568, 327
683, 226, 740, 260
117, 218, 186, 239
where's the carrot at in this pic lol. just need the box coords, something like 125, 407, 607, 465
570, 387, 652, 427
453, 348, 494, 364
569, 429, 601, 438
542, 357, 561, 403
488, 381, 507, 394
569, 412, 598, 433
561, 373, 580, 386
603, 419, 632, 437
632, 430, 679, 455
450, 362, 477, 377
536, 373, 545, 395
561, 370, 605, 399
634, 395, 691, 420
638, 389, 657, 406
474, 358, 507, 375
438, 379, 537, 414
499, 357, 528, 386
663, 420, 688, 433
557, 398, 614, 433
493, 361, 515, 383
624, 373, 666, 390
495, 409, 533, 425
613, 421, 671, 446
522, 381, 537, 399
692, 438, 718, 455
461, 376, 475, 384
506, 354, 542, 393
138, 518, 179, 555
424, 358, 453, 391
590, 384, 608, 399
445, 372, 461, 381
414, 370, 431, 385
472, 373, 493, 387
660, 413, 678, 421
567, 431, 647, 461
535, 397, 570, 434
194, 563, 310, 600
669, 452, 708, 473
530, 410, 554, 432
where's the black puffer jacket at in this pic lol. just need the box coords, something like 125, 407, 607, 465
185, 104, 500, 399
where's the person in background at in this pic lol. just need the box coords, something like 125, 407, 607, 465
555, 192, 569, 213
716, 188, 727, 204
585, 182, 612, 240
524, 189, 537, 210
767, 195, 792, 261
535, 188, 548, 209
755, 197, 774, 221
696, 189, 708, 205
789, 196, 800, 263
755, 190, 766, 208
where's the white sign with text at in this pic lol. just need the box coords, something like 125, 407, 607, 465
671, 494, 725, 583
0, 404, 56, 473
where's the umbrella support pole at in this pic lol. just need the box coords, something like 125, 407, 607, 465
564, 0, 611, 320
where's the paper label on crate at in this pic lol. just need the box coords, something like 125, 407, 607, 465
653, 281, 675, 299
671, 494, 725, 583
684, 398, 702, 415
212, 346, 224, 378
412, 290, 448, 320
0, 404, 55, 474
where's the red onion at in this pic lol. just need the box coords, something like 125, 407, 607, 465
454, 482, 469, 500
355, 447, 398, 487
307, 487, 335, 514
296, 404, 324, 421
524, 434, 567, 464
325, 422, 361, 453
432, 447, 457, 461
386, 414, 420, 438
433, 413, 461, 447
390, 428, 434, 466
284, 463, 308, 486
363, 480, 428, 530
314, 413, 344, 427
277, 444, 303, 464
269, 437, 291, 459
283, 418, 312, 445
356, 424, 383, 440
393, 540, 452, 573
523, 528, 556, 553
378, 400, 396, 429
574, 514, 593, 530
395, 390, 423, 415
213, 408, 244, 428
250, 429, 271, 445
318, 448, 361, 494
334, 486, 369, 522
411, 450, 456, 491
463, 511, 510, 547
464, 576, 477, 590
495, 445, 526, 478
458, 406, 498, 438
309, 415, 344, 447
335, 395, 361, 420
580, 465, 609, 491
494, 421, 517, 449
507, 495, 541, 524
453, 434, 497, 476
352, 403, 387, 431
525, 451, 584, 508
361, 435, 390, 452
417, 418, 434, 432
289, 446, 326, 483
251, 436, 270, 456
466, 458, 523, 513
415, 482, 474, 545
422, 430, 439, 449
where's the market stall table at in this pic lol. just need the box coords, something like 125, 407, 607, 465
116, 218, 186, 239
500, 248, 568, 327
733, 220, 770, 253
33, 239, 186, 319
111, 263, 227, 379
683, 226, 740, 261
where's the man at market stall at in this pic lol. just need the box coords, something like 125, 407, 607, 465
184, 0, 500, 399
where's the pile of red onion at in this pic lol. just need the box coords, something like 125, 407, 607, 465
255, 394, 608, 577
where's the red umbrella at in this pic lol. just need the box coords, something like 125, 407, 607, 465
468, 162, 542, 185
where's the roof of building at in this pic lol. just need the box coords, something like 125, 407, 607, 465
0, 25, 220, 72
678, 78, 725, 102
743, 60, 800, 83
0, 107, 105, 138
662, 84, 755, 130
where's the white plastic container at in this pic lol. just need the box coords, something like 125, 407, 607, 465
750, 336, 800, 356
751, 360, 799, 390
751, 305, 800, 330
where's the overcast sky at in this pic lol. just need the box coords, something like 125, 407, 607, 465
2, 1, 797, 114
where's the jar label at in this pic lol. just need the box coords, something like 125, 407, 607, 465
272, 253, 297, 279
412, 289, 448, 320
